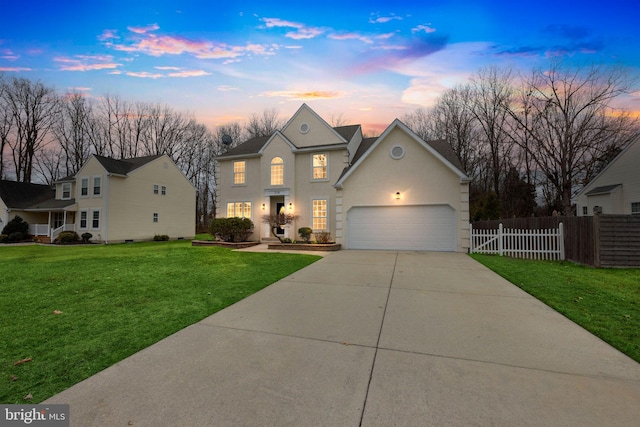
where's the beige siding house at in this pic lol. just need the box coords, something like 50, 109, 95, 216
0, 154, 196, 243
217, 104, 471, 252
576, 137, 640, 216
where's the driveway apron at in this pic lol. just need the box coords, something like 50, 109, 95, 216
45, 250, 640, 426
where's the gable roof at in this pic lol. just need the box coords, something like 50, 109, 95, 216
94, 154, 162, 176
335, 119, 469, 188
281, 103, 348, 144
216, 126, 358, 160
585, 184, 622, 196
576, 136, 640, 198
0, 180, 54, 209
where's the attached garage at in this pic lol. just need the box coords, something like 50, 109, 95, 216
346, 205, 456, 251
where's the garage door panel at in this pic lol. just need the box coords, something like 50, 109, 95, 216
347, 205, 455, 251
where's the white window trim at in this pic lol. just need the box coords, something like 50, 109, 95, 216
153, 212, 159, 223
92, 176, 102, 197
233, 160, 247, 186
79, 210, 89, 230
153, 184, 159, 195
161, 185, 167, 196
80, 177, 89, 198
270, 157, 284, 187
90, 208, 101, 230
632, 202, 640, 215
311, 198, 328, 231
61, 183, 72, 200
226, 201, 252, 219
311, 153, 329, 181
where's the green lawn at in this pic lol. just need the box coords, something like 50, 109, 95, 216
471, 254, 640, 363
0, 241, 320, 404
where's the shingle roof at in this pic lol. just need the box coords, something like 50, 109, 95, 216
425, 139, 466, 174
217, 136, 271, 159
217, 125, 360, 160
94, 154, 162, 175
585, 184, 622, 196
0, 180, 55, 209
333, 125, 360, 142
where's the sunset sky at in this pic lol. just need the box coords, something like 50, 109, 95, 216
1, 0, 638, 135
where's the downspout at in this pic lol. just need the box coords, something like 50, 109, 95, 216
103, 175, 109, 244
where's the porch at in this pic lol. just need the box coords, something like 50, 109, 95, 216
27, 210, 76, 242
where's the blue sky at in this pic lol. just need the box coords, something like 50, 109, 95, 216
1, 0, 638, 134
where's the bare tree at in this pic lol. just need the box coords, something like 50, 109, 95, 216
430, 84, 482, 176
246, 107, 285, 138
469, 66, 515, 198
0, 75, 13, 179
330, 112, 349, 127
2, 77, 59, 182
507, 61, 638, 214
53, 92, 94, 177
401, 107, 437, 141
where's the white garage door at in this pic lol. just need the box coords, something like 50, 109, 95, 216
347, 205, 455, 251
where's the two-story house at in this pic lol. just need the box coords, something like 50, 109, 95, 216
0, 154, 196, 243
216, 104, 471, 252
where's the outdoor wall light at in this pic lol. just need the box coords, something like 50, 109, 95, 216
261, 203, 266, 210
395, 192, 401, 200
288, 202, 293, 210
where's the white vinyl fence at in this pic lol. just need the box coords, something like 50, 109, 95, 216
470, 223, 564, 260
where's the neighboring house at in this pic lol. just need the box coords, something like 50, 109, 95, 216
576, 137, 640, 216
216, 104, 471, 252
0, 154, 196, 242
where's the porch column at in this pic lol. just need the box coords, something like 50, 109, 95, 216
263, 196, 271, 238
48, 211, 52, 239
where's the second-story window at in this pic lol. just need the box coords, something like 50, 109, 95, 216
271, 157, 284, 186
161, 185, 167, 195
80, 178, 89, 197
312, 154, 327, 180
93, 176, 102, 196
233, 161, 246, 185
62, 183, 71, 199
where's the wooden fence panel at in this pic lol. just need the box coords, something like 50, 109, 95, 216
598, 215, 640, 267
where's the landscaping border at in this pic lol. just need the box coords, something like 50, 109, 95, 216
191, 240, 260, 249
268, 243, 341, 251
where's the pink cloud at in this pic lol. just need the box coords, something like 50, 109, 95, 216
261, 90, 345, 100
329, 32, 373, 44
54, 56, 121, 71
261, 18, 325, 40
167, 70, 211, 77
127, 23, 159, 34
369, 16, 402, 24
412, 24, 437, 34
0, 66, 31, 72
98, 29, 119, 41
126, 71, 163, 79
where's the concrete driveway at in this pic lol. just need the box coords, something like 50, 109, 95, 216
45, 250, 640, 426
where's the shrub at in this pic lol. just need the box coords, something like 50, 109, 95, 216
55, 231, 80, 244
2, 215, 29, 236
7, 232, 25, 243
153, 234, 170, 241
282, 238, 293, 243
298, 227, 312, 243
314, 231, 332, 244
209, 217, 254, 242
0, 234, 7, 243
81, 232, 93, 243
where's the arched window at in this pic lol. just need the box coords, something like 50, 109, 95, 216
271, 157, 284, 186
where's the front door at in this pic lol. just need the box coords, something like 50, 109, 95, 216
276, 202, 285, 235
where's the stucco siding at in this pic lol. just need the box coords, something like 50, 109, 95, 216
339, 127, 468, 252
282, 106, 345, 148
